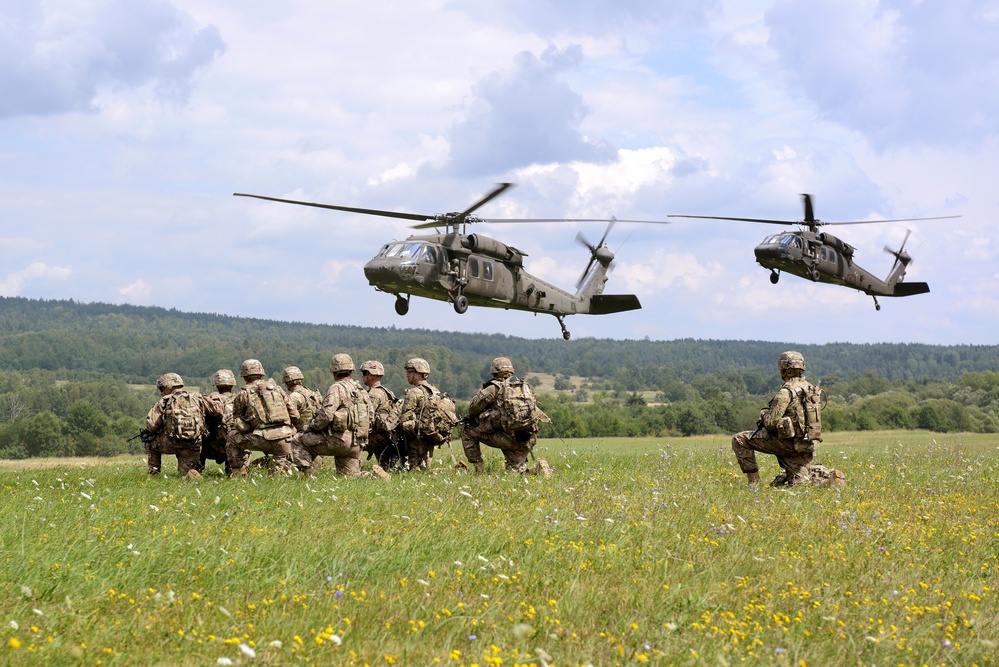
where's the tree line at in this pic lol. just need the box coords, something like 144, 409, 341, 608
1, 296, 998, 460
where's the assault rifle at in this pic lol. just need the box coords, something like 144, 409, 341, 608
128, 429, 158, 444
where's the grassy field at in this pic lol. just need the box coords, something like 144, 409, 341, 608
1, 431, 997, 666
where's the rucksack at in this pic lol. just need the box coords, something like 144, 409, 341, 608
795, 382, 823, 442
373, 385, 403, 433
496, 377, 539, 434
346, 380, 374, 438
162, 391, 205, 442
416, 385, 457, 445
246, 380, 291, 427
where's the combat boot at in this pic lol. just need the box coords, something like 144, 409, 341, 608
746, 472, 760, 485
372, 465, 392, 481
230, 466, 248, 479
473, 461, 486, 474
184, 469, 203, 481
534, 459, 553, 478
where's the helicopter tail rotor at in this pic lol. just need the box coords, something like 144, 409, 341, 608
576, 218, 616, 289
884, 229, 913, 272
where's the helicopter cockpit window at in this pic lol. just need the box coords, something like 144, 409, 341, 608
400, 243, 422, 260
779, 234, 801, 249
421, 245, 438, 265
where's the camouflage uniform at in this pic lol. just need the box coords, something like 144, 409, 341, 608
145, 373, 208, 477
361, 360, 405, 470
198, 369, 237, 474
399, 357, 442, 471
282, 366, 323, 431
226, 360, 299, 476
461, 358, 535, 473
290, 354, 374, 477
732, 351, 815, 486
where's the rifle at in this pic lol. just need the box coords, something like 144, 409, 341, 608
128, 429, 158, 444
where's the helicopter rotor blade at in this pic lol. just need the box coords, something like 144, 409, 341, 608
823, 215, 961, 226
456, 182, 514, 220
669, 214, 796, 225
233, 193, 432, 222
801, 194, 817, 225
479, 217, 671, 224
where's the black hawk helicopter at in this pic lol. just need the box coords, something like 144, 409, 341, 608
670, 194, 959, 310
234, 183, 667, 339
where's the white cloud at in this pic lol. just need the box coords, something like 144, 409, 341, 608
118, 279, 153, 304
0, 263, 72, 297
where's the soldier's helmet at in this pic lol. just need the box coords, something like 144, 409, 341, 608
212, 369, 236, 387
360, 360, 385, 376
778, 351, 806, 372
329, 353, 355, 374
240, 359, 265, 379
490, 357, 514, 376
282, 366, 304, 384
405, 358, 431, 375
156, 372, 184, 390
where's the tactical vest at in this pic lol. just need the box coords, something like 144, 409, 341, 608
162, 391, 205, 442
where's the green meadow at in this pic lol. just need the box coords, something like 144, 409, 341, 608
2, 431, 997, 666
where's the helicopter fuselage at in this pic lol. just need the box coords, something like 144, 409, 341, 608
364, 232, 584, 315
754, 230, 914, 297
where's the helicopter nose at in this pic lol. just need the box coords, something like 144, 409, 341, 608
364, 258, 398, 286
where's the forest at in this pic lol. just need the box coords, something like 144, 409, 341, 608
1, 296, 997, 459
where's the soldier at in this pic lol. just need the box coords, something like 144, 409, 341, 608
360, 360, 405, 470
226, 359, 299, 476
198, 369, 238, 474
145, 372, 208, 479
290, 353, 388, 479
399, 357, 456, 471
282, 366, 323, 431
461, 357, 551, 476
732, 351, 817, 487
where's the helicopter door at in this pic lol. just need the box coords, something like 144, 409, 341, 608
413, 244, 441, 287
465, 255, 516, 301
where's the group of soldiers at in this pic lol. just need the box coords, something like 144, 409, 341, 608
144, 354, 552, 480
147, 347, 843, 488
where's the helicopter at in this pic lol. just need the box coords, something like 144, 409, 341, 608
670, 194, 960, 310
234, 183, 667, 339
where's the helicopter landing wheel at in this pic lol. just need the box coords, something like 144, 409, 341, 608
809, 269, 820, 281
453, 294, 468, 314
770, 271, 780, 285
556, 315, 571, 340
394, 295, 410, 316
873, 296, 881, 311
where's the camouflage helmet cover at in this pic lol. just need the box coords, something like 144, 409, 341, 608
282, 366, 304, 383
212, 369, 236, 387
156, 372, 184, 390
490, 356, 514, 376
240, 358, 265, 378
329, 353, 355, 374
405, 357, 431, 375
360, 360, 385, 376
778, 351, 806, 372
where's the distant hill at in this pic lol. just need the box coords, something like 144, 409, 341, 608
2, 296, 997, 398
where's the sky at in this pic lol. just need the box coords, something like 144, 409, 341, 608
2, 0, 997, 345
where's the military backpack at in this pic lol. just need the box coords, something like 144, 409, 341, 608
162, 391, 205, 442
246, 380, 291, 427
795, 382, 823, 442
495, 377, 539, 434
416, 385, 457, 445
373, 385, 403, 433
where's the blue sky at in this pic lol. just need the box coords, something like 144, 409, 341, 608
1, 0, 995, 344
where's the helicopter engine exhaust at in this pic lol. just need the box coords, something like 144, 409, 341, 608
817, 232, 855, 258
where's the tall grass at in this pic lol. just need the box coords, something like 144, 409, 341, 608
2, 431, 997, 666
